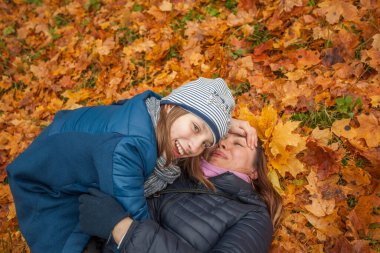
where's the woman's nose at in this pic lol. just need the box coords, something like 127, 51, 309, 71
219, 139, 228, 149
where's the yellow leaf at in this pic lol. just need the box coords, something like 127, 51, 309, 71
275, 155, 306, 178
61, 89, 91, 109
267, 169, 284, 195
356, 113, 380, 148
7, 203, 16, 220
96, 38, 115, 56
159, 1, 172, 11
257, 105, 278, 140
332, 115, 380, 148
372, 34, 380, 50
370, 95, 380, 107
270, 121, 301, 157
285, 69, 306, 81
331, 119, 356, 140
311, 128, 331, 146
303, 212, 343, 237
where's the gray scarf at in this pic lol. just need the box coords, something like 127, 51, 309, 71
144, 97, 181, 197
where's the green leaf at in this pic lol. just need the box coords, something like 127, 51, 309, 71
25, 0, 42, 5
85, 0, 101, 11
205, 5, 220, 17
54, 14, 70, 28
368, 223, 380, 229
132, 4, 144, 12
3, 26, 15, 36
225, 0, 238, 11
48, 28, 61, 40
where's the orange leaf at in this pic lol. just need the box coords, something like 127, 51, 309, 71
317, 1, 358, 24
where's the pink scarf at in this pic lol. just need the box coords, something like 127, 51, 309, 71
201, 159, 251, 183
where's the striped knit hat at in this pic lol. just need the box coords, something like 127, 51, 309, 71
161, 77, 235, 145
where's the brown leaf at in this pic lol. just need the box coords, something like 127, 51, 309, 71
321, 47, 345, 67
301, 139, 341, 180
348, 185, 380, 239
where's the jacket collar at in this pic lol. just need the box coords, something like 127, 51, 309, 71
210, 172, 267, 207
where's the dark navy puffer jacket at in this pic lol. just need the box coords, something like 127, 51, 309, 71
118, 172, 273, 253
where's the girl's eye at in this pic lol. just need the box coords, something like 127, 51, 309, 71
234, 142, 244, 147
193, 123, 200, 133
203, 141, 212, 148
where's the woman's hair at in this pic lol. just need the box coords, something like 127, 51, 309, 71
185, 138, 282, 228
252, 139, 283, 228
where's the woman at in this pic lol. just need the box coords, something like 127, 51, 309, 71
79, 132, 282, 253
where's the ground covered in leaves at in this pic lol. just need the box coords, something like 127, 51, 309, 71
0, 0, 379, 252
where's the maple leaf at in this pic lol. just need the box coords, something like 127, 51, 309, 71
159, 1, 172, 12
355, 113, 380, 148
301, 139, 341, 180
332, 113, 380, 149
304, 170, 335, 217
348, 185, 380, 238
280, 81, 303, 108
303, 211, 343, 237
285, 69, 306, 81
238, 105, 277, 140
289, 49, 321, 69
271, 154, 306, 178
270, 120, 302, 157
317, 1, 358, 24
310, 128, 331, 147
373, 34, 380, 50
279, 0, 303, 12
96, 38, 116, 56
226, 10, 254, 27
267, 169, 284, 195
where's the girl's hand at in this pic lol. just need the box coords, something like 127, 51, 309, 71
229, 119, 257, 149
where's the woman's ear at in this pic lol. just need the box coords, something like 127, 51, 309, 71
249, 168, 258, 180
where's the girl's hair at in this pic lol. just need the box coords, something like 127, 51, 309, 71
156, 105, 187, 165
252, 139, 283, 228
156, 105, 213, 187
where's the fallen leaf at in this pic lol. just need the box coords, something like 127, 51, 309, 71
303, 212, 343, 237
317, 1, 358, 24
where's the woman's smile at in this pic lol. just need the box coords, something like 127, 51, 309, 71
210, 150, 227, 159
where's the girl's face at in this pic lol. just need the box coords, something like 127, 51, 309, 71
170, 113, 214, 158
208, 133, 258, 179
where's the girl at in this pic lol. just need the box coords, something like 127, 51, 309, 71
7, 77, 254, 253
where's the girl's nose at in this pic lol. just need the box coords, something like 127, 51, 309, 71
189, 137, 205, 153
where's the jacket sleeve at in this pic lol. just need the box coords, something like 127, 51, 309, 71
209, 209, 273, 253
112, 137, 156, 221
118, 220, 200, 253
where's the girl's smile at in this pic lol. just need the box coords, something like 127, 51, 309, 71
170, 113, 213, 158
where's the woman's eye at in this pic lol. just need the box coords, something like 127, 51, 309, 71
234, 142, 244, 147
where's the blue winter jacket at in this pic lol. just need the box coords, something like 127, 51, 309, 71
7, 90, 160, 253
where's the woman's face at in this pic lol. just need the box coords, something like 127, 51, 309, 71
170, 113, 214, 158
208, 133, 258, 179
